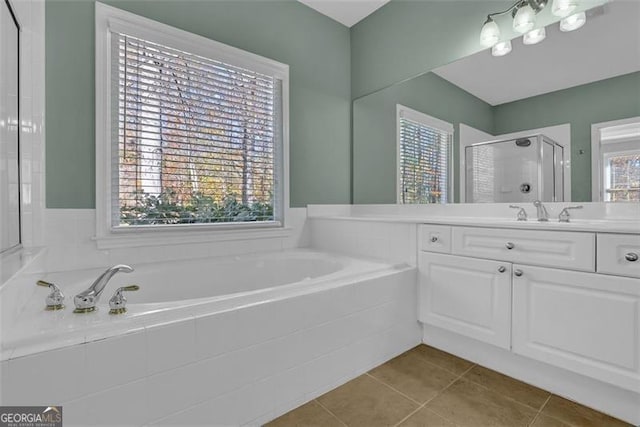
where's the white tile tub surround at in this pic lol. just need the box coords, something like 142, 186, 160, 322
0, 267, 420, 426
310, 218, 418, 266
36, 207, 309, 273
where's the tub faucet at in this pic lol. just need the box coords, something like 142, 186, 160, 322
532, 200, 549, 222
74, 265, 134, 313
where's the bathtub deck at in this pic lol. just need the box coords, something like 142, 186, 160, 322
266, 344, 631, 427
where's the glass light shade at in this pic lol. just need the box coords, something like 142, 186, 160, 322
513, 4, 536, 33
560, 11, 586, 32
480, 19, 500, 47
552, 0, 578, 17
523, 27, 546, 45
492, 40, 512, 57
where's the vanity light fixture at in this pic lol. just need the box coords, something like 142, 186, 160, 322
481, 0, 586, 56
523, 27, 546, 44
480, 0, 548, 52
551, 0, 578, 17
492, 40, 513, 57
559, 11, 586, 31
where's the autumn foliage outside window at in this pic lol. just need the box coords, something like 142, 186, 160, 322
114, 33, 281, 226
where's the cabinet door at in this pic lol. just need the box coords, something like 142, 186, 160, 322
418, 253, 512, 349
512, 265, 640, 392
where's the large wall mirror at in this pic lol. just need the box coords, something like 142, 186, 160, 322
0, 0, 21, 252
353, 0, 640, 204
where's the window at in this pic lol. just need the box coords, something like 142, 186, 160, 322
397, 105, 453, 204
592, 118, 640, 202
96, 4, 288, 242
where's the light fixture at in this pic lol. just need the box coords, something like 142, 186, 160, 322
492, 40, 513, 57
551, 0, 578, 17
480, 0, 587, 57
523, 27, 546, 45
560, 11, 586, 31
513, 3, 536, 33
480, 18, 501, 47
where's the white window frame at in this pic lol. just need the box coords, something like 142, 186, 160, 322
95, 3, 290, 248
591, 116, 640, 202
396, 104, 454, 204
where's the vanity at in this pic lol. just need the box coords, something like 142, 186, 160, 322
418, 223, 640, 393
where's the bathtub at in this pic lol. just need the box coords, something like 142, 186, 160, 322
1, 249, 420, 426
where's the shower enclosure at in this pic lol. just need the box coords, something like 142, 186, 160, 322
465, 134, 565, 203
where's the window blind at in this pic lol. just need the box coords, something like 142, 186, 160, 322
111, 32, 281, 226
398, 111, 452, 204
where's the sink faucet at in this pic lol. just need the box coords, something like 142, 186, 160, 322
74, 265, 134, 313
532, 200, 549, 222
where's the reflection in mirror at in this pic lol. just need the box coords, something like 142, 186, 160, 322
352, 1, 640, 204
0, 0, 21, 252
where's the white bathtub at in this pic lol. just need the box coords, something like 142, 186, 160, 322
1, 249, 420, 425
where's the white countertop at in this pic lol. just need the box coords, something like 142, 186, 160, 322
308, 215, 640, 234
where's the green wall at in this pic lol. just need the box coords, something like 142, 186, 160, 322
353, 72, 494, 204
350, 0, 512, 99
46, 0, 351, 208
494, 71, 640, 202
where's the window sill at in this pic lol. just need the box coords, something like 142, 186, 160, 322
94, 222, 292, 250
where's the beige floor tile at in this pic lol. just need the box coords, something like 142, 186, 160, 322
530, 414, 571, 427
317, 375, 419, 427
540, 396, 632, 427
425, 379, 537, 427
409, 345, 474, 375
398, 407, 457, 427
463, 365, 550, 410
265, 400, 343, 427
369, 351, 458, 403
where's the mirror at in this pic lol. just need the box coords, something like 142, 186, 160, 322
353, 1, 640, 204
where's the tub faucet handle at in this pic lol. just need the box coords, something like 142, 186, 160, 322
109, 285, 140, 315
36, 280, 65, 311
509, 205, 528, 221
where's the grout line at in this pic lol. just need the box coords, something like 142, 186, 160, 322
314, 399, 348, 427
392, 363, 476, 427
528, 395, 552, 426
365, 372, 423, 406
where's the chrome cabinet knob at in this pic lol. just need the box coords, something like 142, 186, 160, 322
625, 253, 639, 262
498, 266, 506, 273
431, 236, 438, 243
514, 269, 523, 277
506, 242, 515, 250
109, 285, 140, 315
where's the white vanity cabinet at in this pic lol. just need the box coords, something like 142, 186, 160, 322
512, 264, 640, 392
418, 252, 512, 349
418, 224, 640, 393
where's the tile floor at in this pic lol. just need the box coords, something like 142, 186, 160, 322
266, 345, 632, 427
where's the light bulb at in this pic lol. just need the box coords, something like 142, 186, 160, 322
560, 11, 586, 32
523, 27, 546, 45
551, 0, 578, 17
480, 18, 500, 47
513, 4, 536, 34
492, 40, 512, 57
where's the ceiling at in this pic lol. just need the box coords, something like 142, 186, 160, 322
433, 1, 640, 106
297, 0, 391, 27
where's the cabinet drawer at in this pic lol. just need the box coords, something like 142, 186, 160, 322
512, 265, 640, 392
597, 234, 640, 278
452, 227, 595, 271
419, 225, 452, 253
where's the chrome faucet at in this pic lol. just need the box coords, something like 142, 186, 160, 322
532, 200, 549, 222
74, 265, 133, 313
509, 205, 528, 221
